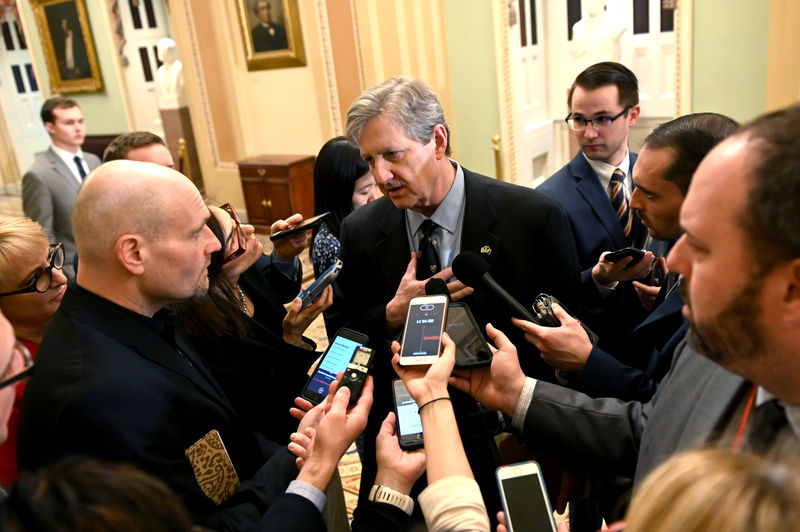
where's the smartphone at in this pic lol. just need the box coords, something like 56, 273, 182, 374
297, 259, 342, 308
447, 302, 492, 368
496, 461, 558, 532
269, 212, 331, 241
604, 247, 646, 264
392, 379, 424, 450
340, 346, 374, 405
399, 295, 449, 366
301, 328, 369, 405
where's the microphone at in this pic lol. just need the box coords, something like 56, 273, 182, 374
451, 252, 537, 322
424, 278, 450, 299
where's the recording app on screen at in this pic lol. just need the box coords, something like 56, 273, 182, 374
395, 386, 422, 436
306, 336, 361, 399
404, 301, 446, 357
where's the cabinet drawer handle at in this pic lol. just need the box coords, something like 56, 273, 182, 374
257, 168, 266, 176
261, 199, 272, 208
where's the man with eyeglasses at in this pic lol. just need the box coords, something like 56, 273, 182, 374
0, 215, 66, 486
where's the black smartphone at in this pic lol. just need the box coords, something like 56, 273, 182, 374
392, 379, 424, 450
269, 212, 331, 241
340, 346, 374, 405
604, 247, 646, 264
496, 461, 558, 532
447, 302, 492, 368
301, 328, 369, 405
297, 259, 342, 308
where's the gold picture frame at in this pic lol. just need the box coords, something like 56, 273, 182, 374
31, 0, 103, 93
237, 0, 306, 71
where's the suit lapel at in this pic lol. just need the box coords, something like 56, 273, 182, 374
373, 201, 412, 289
571, 156, 628, 249
460, 171, 500, 269
46, 148, 81, 193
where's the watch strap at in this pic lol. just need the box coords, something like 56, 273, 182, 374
368, 484, 414, 515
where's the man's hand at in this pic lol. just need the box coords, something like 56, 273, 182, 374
591, 251, 654, 288
512, 304, 592, 373
271, 213, 310, 261
391, 332, 456, 405
282, 286, 332, 347
450, 324, 526, 416
295, 376, 374, 491
385, 254, 473, 332
374, 412, 426, 494
634, 255, 668, 310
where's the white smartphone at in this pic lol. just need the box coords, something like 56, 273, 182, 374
399, 294, 449, 366
297, 259, 342, 308
496, 461, 558, 532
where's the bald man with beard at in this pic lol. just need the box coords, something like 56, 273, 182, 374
16, 161, 338, 531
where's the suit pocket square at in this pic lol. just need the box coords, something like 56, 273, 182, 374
185, 429, 242, 505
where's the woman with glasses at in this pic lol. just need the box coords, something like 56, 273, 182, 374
175, 204, 332, 443
0, 216, 65, 486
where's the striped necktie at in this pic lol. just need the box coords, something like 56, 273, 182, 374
416, 219, 441, 280
608, 168, 632, 240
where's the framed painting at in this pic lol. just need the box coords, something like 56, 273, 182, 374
31, 0, 103, 93
236, 0, 306, 71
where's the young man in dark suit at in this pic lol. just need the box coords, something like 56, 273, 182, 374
22, 97, 101, 279
328, 76, 581, 523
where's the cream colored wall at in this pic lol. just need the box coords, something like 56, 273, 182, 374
443, 0, 501, 177
18, 0, 130, 135
692, 1, 769, 122
766, 0, 800, 111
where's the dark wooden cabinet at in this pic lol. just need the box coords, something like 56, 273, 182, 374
237, 154, 315, 232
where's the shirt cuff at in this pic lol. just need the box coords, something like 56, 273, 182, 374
511, 377, 537, 430
592, 275, 618, 295
271, 251, 300, 278
286, 480, 327, 513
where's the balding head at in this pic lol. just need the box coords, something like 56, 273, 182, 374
72, 161, 220, 316
73, 160, 192, 263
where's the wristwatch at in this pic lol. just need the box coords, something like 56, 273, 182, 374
368, 484, 414, 515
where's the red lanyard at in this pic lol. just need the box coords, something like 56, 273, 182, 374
732, 384, 758, 452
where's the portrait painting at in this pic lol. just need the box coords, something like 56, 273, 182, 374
236, 0, 306, 71
31, 0, 102, 93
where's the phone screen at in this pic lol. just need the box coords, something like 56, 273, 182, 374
393, 380, 423, 448
401, 300, 447, 359
304, 335, 363, 401
447, 304, 491, 367
501, 472, 556, 531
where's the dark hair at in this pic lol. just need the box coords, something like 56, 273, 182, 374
252, 0, 269, 16
0, 458, 192, 532
173, 212, 250, 341
103, 131, 166, 162
567, 61, 639, 109
40, 96, 78, 125
312, 136, 370, 238
736, 104, 800, 274
643, 113, 739, 195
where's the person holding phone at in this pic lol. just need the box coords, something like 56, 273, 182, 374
391, 333, 491, 532
311, 136, 380, 278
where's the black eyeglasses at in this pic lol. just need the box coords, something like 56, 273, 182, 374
565, 106, 631, 131
0, 340, 34, 390
0, 243, 64, 297
220, 204, 246, 265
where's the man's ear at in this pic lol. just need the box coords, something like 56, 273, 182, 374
783, 259, 800, 325
627, 104, 641, 127
432, 124, 448, 159
43, 121, 56, 136
115, 234, 145, 275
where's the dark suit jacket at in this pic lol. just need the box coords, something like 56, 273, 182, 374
18, 281, 309, 531
571, 285, 687, 401
22, 148, 101, 278
538, 152, 652, 351
252, 22, 288, 51
328, 167, 581, 519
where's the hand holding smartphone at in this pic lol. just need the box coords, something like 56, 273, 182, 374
604, 247, 646, 264
297, 259, 342, 308
392, 379, 424, 450
269, 212, 331, 241
399, 295, 449, 366
301, 328, 369, 405
496, 461, 558, 532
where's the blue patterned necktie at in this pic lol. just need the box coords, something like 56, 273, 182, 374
608, 168, 632, 240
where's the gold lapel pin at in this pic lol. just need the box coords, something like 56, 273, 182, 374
480, 245, 492, 255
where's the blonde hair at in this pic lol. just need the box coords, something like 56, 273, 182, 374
624, 448, 800, 532
0, 216, 49, 291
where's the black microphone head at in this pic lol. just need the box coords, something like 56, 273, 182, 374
425, 278, 449, 298
451, 252, 490, 287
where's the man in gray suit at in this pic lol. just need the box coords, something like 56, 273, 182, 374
451, 104, 800, 519
22, 97, 101, 279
